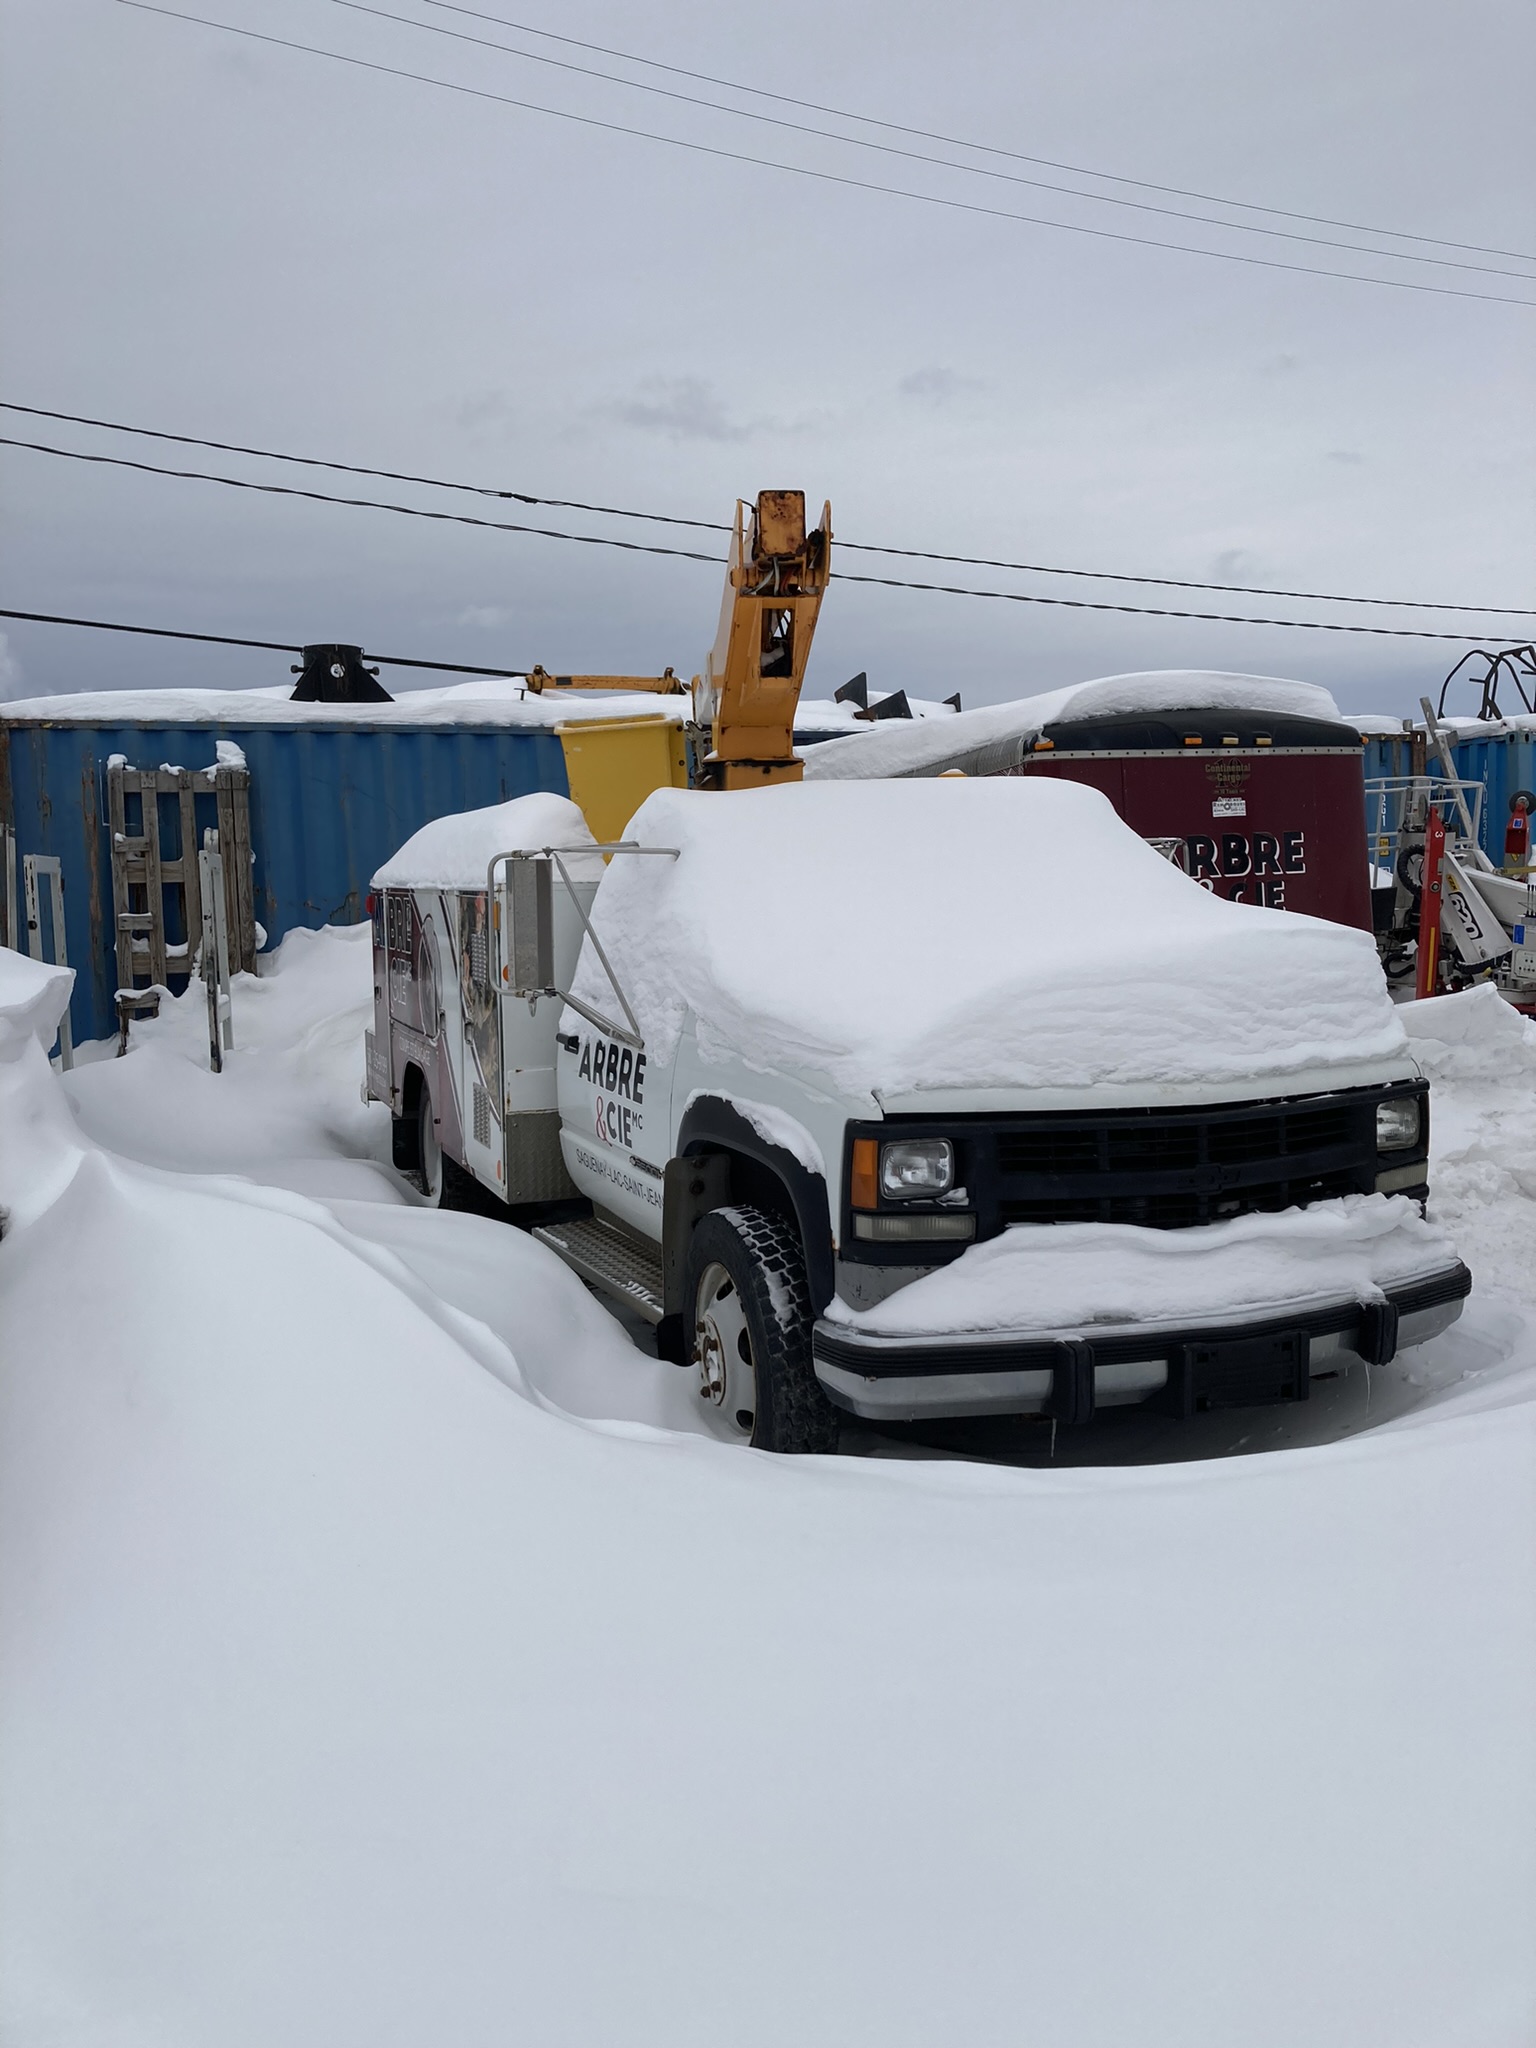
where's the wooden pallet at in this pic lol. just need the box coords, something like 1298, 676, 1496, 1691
106, 761, 256, 993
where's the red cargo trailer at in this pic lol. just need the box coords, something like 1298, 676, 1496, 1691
802, 674, 1375, 934
1008, 703, 1372, 931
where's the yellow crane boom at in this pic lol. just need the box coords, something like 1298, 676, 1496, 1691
692, 490, 832, 790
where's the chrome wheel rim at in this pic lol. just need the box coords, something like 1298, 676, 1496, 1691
693, 1260, 756, 1442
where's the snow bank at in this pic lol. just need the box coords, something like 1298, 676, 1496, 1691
62, 923, 395, 1203
828, 1195, 1456, 1337
801, 669, 1345, 782
0, 678, 691, 730
3, 1130, 1532, 2046
1395, 988, 1536, 1320
5, 919, 1535, 2046
0, 947, 73, 1057
0, 951, 84, 1231
1400, 982, 1536, 1084
372, 791, 603, 890
574, 778, 1406, 1098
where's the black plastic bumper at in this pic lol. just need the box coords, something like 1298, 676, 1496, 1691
812, 1262, 1472, 1424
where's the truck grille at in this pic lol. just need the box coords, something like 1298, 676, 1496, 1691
987, 1096, 1377, 1231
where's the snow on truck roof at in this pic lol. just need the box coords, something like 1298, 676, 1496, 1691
372, 792, 603, 890
798, 670, 1346, 782
570, 777, 1405, 1100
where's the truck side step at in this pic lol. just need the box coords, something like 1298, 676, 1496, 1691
533, 1217, 666, 1324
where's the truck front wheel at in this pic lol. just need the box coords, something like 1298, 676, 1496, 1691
684, 1206, 839, 1455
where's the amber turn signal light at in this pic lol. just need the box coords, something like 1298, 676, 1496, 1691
850, 1137, 879, 1210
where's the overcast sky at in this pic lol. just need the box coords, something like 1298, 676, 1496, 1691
2, 0, 1532, 716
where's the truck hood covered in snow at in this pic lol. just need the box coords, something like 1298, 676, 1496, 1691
571, 778, 1406, 1098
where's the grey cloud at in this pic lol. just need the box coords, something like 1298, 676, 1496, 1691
598, 377, 753, 444
898, 367, 981, 404
1326, 448, 1366, 465
1210, 549, 1257, 583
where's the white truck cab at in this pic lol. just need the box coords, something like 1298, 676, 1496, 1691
366, 778, 1469, 1452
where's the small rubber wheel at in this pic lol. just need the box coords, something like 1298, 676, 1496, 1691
684, 1205, 839, 1454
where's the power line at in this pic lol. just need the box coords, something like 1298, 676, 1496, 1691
315, 0, 1531, 281
0, 445, 1502, 642
0, 435, 722, 564
117, 2, 1536, 310
0, 401, 728, 531
422, 0, 1536, 267
831, 570, 1491, 640
842, 539, 1536, 617
7, 405, 1535, 619
0, 609, 528, 674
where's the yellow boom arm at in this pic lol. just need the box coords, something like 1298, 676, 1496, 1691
525, 666, 685, 695
692, 490, 832, 789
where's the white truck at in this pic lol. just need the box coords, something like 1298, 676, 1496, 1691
364, 776, 1470, 1452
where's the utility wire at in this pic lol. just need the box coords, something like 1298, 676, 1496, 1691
830, 571, 1491, 640
317, 0, 1530, 281
116, 3, 1536, 310
0, 401, 728, 531
0, 609, 528, 674
423, 0, 1536, 267
0, 435, 721, 564
0, 444, 1504, 644
7, 406, 1535, 619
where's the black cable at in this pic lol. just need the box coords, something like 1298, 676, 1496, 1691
840, 538, 1536, 617
831, 571, 1488, 640
318, 0, 1530, 281
422, 0, 1536, 267
8, 413, 1535, 619
0, 402, 729, 532
0, 609, 527, 675
0, 436, 722, 564
116, 3, 1536, 310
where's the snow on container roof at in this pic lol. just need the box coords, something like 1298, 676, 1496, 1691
0, 677, 690, 729
372, 793, 603, 890
799, 671, 1345, 782
570, 777, 1405, 1101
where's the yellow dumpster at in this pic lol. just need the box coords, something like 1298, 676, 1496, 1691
556, 714, 690, 844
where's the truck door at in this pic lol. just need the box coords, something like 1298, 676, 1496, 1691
557, 1003, 669, 1238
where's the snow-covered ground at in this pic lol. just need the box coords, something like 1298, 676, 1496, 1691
2, 931, 1533, 2045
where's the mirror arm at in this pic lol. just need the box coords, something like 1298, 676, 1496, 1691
485, 842, 679, 1054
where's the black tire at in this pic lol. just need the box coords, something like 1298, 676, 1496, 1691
683, 1205, 839, 1455
412, 1086, 482, 1211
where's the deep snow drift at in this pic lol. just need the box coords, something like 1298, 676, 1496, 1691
573, 777, 1405, 1096
2, 933, 1533, 2048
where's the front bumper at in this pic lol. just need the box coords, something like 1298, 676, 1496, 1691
812, 1262, 1472, 1423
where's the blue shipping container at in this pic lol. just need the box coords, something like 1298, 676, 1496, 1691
0, 713, 570, 1045
1362, 726, 1536, 865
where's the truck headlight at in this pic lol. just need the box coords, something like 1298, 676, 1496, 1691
880, 1138, 955, 1199
1376, 1096, 1421, 1151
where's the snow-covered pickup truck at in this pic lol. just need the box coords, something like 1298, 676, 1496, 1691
365, 778, 1470, 1451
